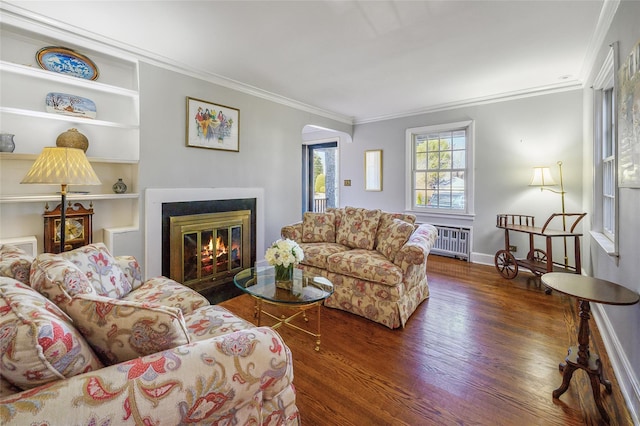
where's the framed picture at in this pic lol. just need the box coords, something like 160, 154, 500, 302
618, 39, 640, 188
186, 96, 240, 152
365, 149, 383, 191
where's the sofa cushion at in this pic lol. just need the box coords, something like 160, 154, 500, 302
30, 253, 95, 311
65, 292, 191, 365
299, 242, 350, 269
301, 211, 336, 243
0, 277, 102, 390
336, 207, 381, 250
375, 218, 415, 262
122, 276, 209, 315
375, 212, 416, 247
0, 244, 34, 285
59, 243, 132, 298
327, 249, 403, 285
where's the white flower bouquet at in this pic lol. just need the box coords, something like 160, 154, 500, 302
265, 238, 304, 282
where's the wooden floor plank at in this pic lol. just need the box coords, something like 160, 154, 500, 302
220, 255, 633, 425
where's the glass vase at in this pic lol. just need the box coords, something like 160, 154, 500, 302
274, 264, 293, 289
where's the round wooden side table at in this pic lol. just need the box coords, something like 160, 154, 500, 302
541, 272, 639, 423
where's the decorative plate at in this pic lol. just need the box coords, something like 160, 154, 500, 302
36, 46, 99, 80
45, 92, 97, 119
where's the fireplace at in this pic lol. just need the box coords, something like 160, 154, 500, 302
169, 210, 251, 292
160, 196, 257, 296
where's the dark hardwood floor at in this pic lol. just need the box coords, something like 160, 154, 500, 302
220, 255, 633, 425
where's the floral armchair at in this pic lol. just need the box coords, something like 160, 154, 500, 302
0, 243, 299, 425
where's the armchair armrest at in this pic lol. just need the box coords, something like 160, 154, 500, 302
394, 223, 438, 269
0, 327, 298, 425
281, 222, 303, 242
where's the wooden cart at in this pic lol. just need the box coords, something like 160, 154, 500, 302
495, 213, 586, 292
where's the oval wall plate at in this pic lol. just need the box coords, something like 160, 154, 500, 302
36, 46, 99, 80
45, 92, 97, 119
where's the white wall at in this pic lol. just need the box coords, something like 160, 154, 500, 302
343, 90, 584, 262
582, 1, 640, 421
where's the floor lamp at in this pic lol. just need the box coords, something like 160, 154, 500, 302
21, 147, 101, 253
529, 161, 568, 267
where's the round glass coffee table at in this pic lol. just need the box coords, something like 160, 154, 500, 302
234, 267, 334, 351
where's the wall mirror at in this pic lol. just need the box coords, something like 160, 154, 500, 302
365, 150, 383, 191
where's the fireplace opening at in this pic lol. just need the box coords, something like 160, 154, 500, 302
170, 211, 250, 292
162, 198, 256, 300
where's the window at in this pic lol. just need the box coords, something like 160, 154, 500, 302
406, 121, 474, 215
592, 44, 617, 251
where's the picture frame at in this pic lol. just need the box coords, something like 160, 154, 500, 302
618, 39, 640, 188
365, 149, 383, 191
186, 96, 240, 152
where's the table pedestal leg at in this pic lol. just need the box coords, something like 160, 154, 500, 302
553, 300, 612, 423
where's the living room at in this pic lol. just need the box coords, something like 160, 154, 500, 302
0, 1, 639, 423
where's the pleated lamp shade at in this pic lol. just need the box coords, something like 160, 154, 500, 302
21, 147, 101, 186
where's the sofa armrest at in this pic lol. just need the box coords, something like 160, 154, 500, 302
394, 223, 438, 269
281, 222, 303, 243
115, 255, 144, 290
0, 327, 298, 425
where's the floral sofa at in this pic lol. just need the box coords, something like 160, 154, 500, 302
0, 243, 299, 425
281, 206, 438, 329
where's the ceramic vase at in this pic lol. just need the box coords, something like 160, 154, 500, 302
112, 178, 127, 194
0, 133, 16, 152
56, 128, 88, 152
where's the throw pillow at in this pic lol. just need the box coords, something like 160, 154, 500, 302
336, 206, 381, 250
65, 292, 190, 365
0, 244, 34, 285
375, 218, 416, 262
59, 242, 132, 298
0, 277, 102, 390
30, 253, 95, 312
375, 212, 417, 249
301, 211, 336, 243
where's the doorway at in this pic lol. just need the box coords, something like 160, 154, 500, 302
305, 142, 338, 212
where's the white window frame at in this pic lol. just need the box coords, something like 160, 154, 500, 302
591, 43, 618, 257
405, 120, 475, 222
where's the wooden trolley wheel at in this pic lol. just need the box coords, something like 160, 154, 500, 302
526, 249, 548, 276
495, 249, 518, 279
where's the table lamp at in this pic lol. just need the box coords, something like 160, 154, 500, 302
21, 147, 101, 252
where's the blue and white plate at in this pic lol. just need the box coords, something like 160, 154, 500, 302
36, 46, 99, 80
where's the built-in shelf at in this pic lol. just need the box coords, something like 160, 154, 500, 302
0, 193, 140, 204
0, 152, 139, 164
0, 106, 138, 129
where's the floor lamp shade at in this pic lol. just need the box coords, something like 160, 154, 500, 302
529, 167, 556, 187
21, 147, 101, 252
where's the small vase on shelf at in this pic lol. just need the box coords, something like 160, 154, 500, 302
0, 133, 16, 153
112, 178, 127, 194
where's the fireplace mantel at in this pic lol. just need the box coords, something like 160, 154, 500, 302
145, 188, 264, 280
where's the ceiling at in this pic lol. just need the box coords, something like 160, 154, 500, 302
5, 1, 607, 123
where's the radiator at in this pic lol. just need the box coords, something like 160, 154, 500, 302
431, 225, 471, 260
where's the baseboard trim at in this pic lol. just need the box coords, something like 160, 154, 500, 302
592, 304, 640, 425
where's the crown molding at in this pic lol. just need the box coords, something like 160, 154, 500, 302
578, 0, 620, 84
0, 3, 354, 126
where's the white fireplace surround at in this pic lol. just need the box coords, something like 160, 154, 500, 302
145, 187, 264, 280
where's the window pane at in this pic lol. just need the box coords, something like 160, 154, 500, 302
452, 150, 465, 169
426, 172, 438, 189
415, 190, 427, 206
452, 131, 466, 149
414, 171, 426, 189
415, 153, 427, 170
414, 138, 427, 153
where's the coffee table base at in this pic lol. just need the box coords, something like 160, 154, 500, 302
252, 297, 324, 351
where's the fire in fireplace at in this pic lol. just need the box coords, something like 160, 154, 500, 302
169, 210, 251, 292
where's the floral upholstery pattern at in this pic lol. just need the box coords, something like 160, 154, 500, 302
301, 211, 336, 243
0, 244, 34, 285
30, 253, 95, 312
327, 249, 404, 285
123, 276, 208, 315
336, 206, 382, 250
0, 327, 299, 425
0, 278, 102, 390
184, 305, 255, 341
298, 242, 350, 269
114, 255, 144, 290
65, 292, 190, 365
59, 243, 132, 298
375, 218, 416, 262
283, 208, 438, 328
